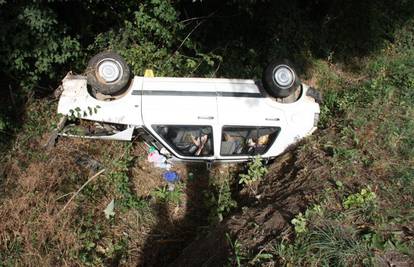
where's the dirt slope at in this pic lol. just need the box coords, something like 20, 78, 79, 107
170, 145, 329, 266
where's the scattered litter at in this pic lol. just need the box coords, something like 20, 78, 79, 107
147, 146, 172, 170
163, 171, 180, 191
74, 153, 103, 173
160, 147, 171, 156
163, 171, 180, 183
104, 199, 115, 219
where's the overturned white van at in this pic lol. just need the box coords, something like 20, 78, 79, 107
57, 51, 321, 162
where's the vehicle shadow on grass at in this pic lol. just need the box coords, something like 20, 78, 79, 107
139, 163, 223, 267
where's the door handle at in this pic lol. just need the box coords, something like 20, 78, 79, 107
198, 116, 214, 120
265, 118, 280, 121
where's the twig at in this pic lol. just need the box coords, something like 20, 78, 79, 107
173, 20, 204, 55
58, 169, 106, 216
211, 60, 222, 77
55, 192, 74, 201
180, 10, 242, 23
165, 11, 216, 66
180, 14, 214, 24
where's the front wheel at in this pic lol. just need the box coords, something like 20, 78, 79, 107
86, 51, 131, 95
262, 60, 300, 98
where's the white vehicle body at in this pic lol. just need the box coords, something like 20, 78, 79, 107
57, 73, 320, 162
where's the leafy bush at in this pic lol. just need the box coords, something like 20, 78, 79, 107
239, 156, 268, 186
291, 205, 323, 235
108, 144, 147, 210
151, 184, 184, 204
90, 0, 220, 77
0, 4, 82, 91
343, 187, 376, 210
205, 174, 237, 223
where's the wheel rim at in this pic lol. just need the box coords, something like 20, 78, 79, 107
273, 65, 295, 89
97, 58, 123, 83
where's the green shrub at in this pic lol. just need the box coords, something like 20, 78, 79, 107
151, 184, 184, 205
205, 175, 237, 223
0, 4, 82, 91
90, 0, 220, 78
343, 187, 376, 210
239, 156, 268, 186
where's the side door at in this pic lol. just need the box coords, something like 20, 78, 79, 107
141, 77, 217, 160
219, 126, 281, 160
152, 125, 214, 160
216, 82, 285, 160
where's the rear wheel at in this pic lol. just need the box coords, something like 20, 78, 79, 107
86, 51, 131, 95
262, 60, 300, 98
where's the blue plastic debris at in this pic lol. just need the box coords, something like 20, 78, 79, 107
163, 171, 179, 183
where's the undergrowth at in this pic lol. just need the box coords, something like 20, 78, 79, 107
1, 2, 414, 266
260, 21, 414, 266
205, 174, 237, 223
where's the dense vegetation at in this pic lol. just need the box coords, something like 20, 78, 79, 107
1, 0, 413, 266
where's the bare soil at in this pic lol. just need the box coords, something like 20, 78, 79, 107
168, 147, 330, 267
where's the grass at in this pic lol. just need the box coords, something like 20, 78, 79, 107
0, 100, 157, 265
1, 10, 414, 267
248, 20, 414, 266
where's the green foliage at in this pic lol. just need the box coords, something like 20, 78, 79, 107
0, 237, 22, 267
276, 187, 374, 266
277, 178, 413, 265
275, 37, 414, 264
151, 183, 184, 204
239, 156, 268, 185
205, 175, 237, 223
225, 233, 246, 267
0, 116, 6, 132
107, 144, 147, 210
78, 213, 104, 266
277, 223, 373, 266
0, 4, 82, 91
291, 213, 307, 235
1, 1, 414, 266
291, 205, 323, 235
90, 0, 220, 77
67, 105, 101, 121
77, 212, 130, 266
343, 187, 377, 210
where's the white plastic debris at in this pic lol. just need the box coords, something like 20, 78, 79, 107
104, 199, 115, 219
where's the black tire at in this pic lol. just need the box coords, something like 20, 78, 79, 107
262, 59, 300, 98
86, 51, 131, 95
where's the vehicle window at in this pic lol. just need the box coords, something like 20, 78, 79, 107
152, 125, 213, 157
221, 126, 280, 156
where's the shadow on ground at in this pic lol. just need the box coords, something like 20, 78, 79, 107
139, 163, 213, 266
0, 76, 26, 186
137, 146, 327, 266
